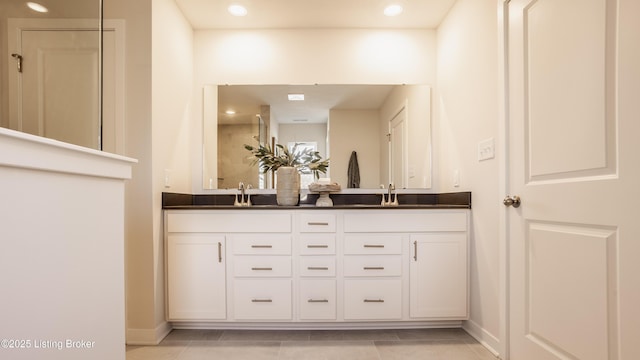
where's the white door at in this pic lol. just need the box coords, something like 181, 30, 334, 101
389, 107, 407, 188
20, 30, 100, 149
8, 20, 122, 153
507, 0, 640, 359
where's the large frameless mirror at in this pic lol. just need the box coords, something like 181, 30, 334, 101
203, 84, 432, 191
0, 0, 104, 150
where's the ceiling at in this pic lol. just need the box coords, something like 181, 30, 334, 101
175, 0, 457, 29
0, 0, 99, 18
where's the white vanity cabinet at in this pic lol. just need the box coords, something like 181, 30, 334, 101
165, 211, 292, 322
164, 208, 469, 326
166, 234, 226, 320
343, 210, 469, 321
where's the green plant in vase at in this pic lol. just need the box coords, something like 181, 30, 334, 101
244, 142, 329, 180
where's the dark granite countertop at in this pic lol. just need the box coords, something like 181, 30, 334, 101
162, 192, 471, 210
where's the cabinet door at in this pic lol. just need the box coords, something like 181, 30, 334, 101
167, 234, 226, 320
409, 233, 468, 319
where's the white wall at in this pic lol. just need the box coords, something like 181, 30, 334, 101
329, 109, 380, 188
192, 29, 437, 192
149, 0, 194, 344
434, 0, 501, 352
103, 0, 156, 344
106, 0, 194, 345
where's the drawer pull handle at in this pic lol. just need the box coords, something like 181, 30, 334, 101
413, 241, 418, 261
364, 245, 385, 248
308, 222, 329, 226
251, 299, 273, 303
363, 299, 385, 303
218, 242, 223, 263
251, 245, 273, 248
251, 267, 273, 271
308, 299, 329, 303
363, 267, 385, 270
307, 245, 329, 248
307, 266, 329, 270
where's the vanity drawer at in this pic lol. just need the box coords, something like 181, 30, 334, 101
232, 234, 291, 255
299, 279, 336, 320
299, 213, 336, 233
299, 234, 336, 255
299, 256, 336, 277
233, 256, 292, 277
167, 212, 292, 233
344, 279, 402, 320
233, 279, 292, 320
344, 235, 402, 255
343, 255, 402, 277
344, 211, 467, 233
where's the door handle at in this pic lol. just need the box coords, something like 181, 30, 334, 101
503, 195, 521, 208
11, 53, 23, 73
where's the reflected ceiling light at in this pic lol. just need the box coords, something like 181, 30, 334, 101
225, 110, 236, 115
383, 4, 403, 16
26, 2, 49, 13
228, 4, 248, 16
288, 94, 305, 101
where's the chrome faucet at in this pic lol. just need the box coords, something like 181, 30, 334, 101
381, 183, 398, 206
234, 182, 252, 207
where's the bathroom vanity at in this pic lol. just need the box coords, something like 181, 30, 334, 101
163, 192, 470, 329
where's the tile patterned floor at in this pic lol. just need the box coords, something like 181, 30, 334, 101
126, 328, 498, 360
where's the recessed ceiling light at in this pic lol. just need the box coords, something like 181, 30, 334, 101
225, 110, 236, 115
383, 4, 403, 17
228, 4, 248, 17
288, 94, 305, 101
26, 2, 49, 13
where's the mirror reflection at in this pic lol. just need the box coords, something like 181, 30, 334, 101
0, 0, 103, 150
203, 84, 432, 191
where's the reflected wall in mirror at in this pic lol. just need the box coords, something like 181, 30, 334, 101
0, 0, 104, 150
203, 84, 432, 191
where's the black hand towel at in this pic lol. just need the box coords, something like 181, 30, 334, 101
347, 150, 360, 188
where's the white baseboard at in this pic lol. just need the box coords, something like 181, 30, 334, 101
463, 319, 500, 357
126, 321, 172, 345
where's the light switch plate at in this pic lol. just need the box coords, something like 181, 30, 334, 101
164, 169, 172, 188
478, 138, 495, 161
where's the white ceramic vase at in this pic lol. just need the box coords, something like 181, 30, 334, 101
276, 166, 300, 206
